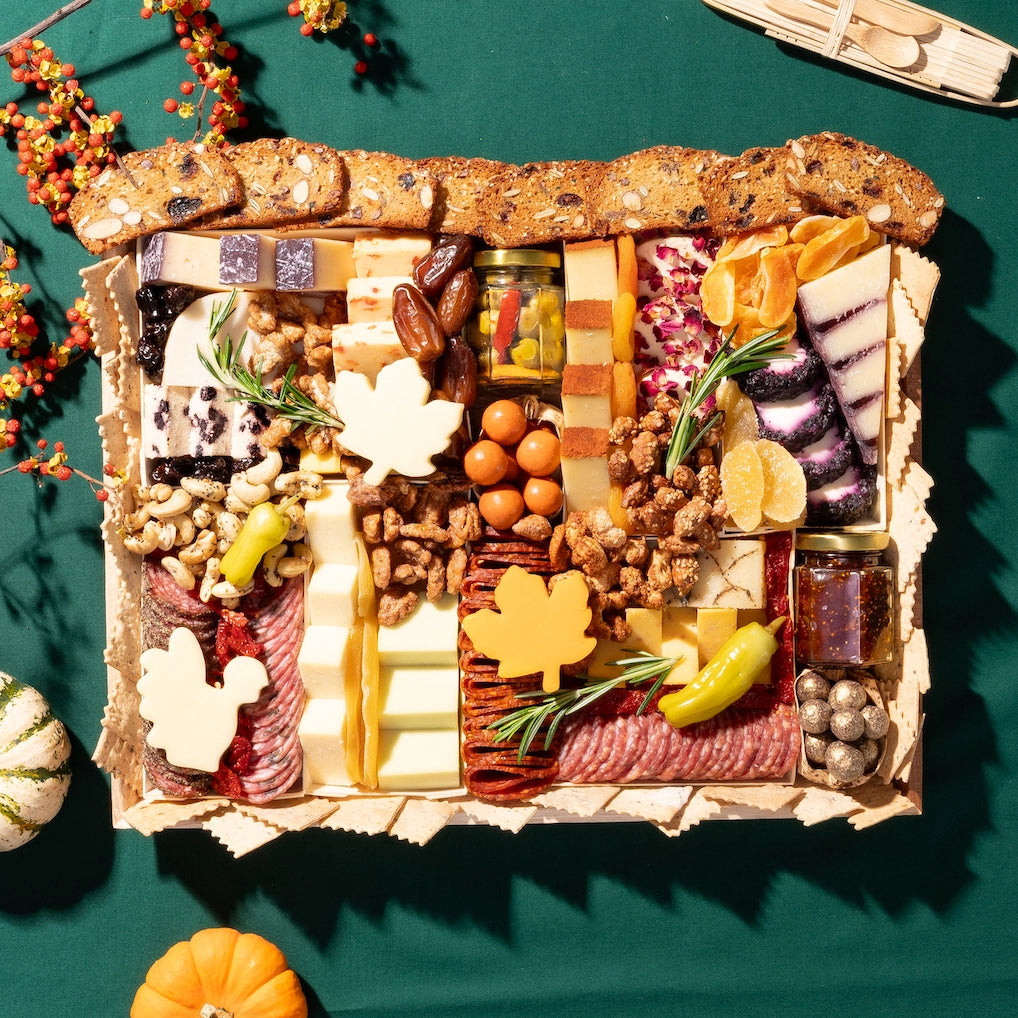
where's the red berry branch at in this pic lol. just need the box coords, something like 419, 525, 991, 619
0, 437, 112, 501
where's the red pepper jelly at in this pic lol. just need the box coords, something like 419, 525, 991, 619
793, 531, 895, 667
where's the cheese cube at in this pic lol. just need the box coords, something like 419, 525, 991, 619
231, 400, 272, 460
332, 321, 407, 382
185, 386, 234, 457
347, 276, 412, 323
697, 608, 738, 668
307, 563, 360, 627
378, 665, 459, 730
299, 448, 348, 476
564, 300, 614, 364
352, 231, 432, 277
624, 608, 662, 656
297, 625, 351, 698
561, 362, 613, 430
304, 481, 359, 565
275, 237, 355, 292
661, 607, 698, 685
687, 539, 766, 609
560, 427, 610, 514
376, 594, 459, 666
564, 239, 619, 302
299, 698, 352, 787
584, 639, 626, 680
376, 729, 461, 791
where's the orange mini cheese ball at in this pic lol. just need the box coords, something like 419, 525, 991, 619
464, 439, 509, 486
515, 428, 561, 478
481, 399, 528, 446
478, 483, 525, 530
523, 476, 563, 517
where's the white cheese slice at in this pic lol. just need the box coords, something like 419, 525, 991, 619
377, 665, 460, 730
140, 232, 231, 291
299, 698, 352, 787
347, 275, 412, 323
687, 539, 766, 610
797, 244, 891, 340
304, 481, 359, 566
564, 239, 619, 302
307, 563, 360, 628
161, 291, 258, 389
376, 729, 461, 791
331, 321, 407, 383
376, 594, 459, 666
352, 231, 432, 278
297, 625, 351, 699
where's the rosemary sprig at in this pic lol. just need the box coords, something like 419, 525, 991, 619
489, 651, 679, 763
663, 327, 788, 478
197, 291, 342, 431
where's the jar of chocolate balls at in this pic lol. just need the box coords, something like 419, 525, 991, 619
793, 531, 895, 668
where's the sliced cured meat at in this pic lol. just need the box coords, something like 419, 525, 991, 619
794, 424, 855, 490
738, 333, 823, 402
753, 381, 838, 452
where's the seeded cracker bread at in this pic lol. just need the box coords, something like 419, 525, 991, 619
700, 146, 810, 235
276, 150, 436, 231
479, 160, 607, 248
597, 145, 722, 234
785, 133, 945, 247
196, 137, 347, 229
69, 141, 243, 255
419, 155, 509, 236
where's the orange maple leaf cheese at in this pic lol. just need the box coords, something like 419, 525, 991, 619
460, 567, 595, 692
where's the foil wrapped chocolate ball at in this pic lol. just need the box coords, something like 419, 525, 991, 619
796, 670, 831, 703
861, 704, 890, 740
803, 731, 834, 765
799, 699, 833, 735
830, 708, 865, 743
829, 678, 867, 711
858, 737, 881, 771
826, 740, 866, 782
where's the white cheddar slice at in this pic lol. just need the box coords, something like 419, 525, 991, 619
687, 539, 766, 610
564, 240, 619, 302
378, 665, 460, 730
297, 625, 351, 699
161, 291, 258, 388
304, 481, 359, 565
376, 729, 461, 791
307, 563, 360, 628
275, 237, 355, 292
376, 594, 459, 666
346, 275, 412, 323
332, 321, 407, 382
352, 231, 431, 277
140, 232, 232, 291
561, 455, 611, 515
299, 698, 352, 787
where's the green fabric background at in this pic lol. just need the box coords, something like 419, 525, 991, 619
1, 1, 1016, 1014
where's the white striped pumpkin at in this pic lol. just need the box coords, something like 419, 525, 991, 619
0, 671, 72, 851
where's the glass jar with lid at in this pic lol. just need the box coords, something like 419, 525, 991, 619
793, 531, 895, 668
466, 249, 565, 395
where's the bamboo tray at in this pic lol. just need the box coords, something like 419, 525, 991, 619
702, 0, 1018, 108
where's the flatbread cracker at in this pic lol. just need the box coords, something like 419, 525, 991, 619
79, 257, 125, 356
605, 785, 693, 824
891, 243, 940, 323
890, 280, 926, 374
458, 799, 538, 833
239, 796, 340, 832
389, 797, 459, 845
321, 795, 404, 835
846, 783, 917, 829
655, 787, 723, 835
203, 808, 283, 857
530, 785, 617, 817
792, 785, 862, 826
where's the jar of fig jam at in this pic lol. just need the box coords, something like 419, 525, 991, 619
467, 249, 565, 393
794, 531, 895, 667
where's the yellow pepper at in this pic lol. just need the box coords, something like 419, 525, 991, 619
658, 617, 785, 729
220, 496, 299, 587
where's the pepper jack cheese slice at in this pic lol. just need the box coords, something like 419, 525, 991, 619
352, 231, 432, 277
696, 607, 738, 668
332, 321, 406, 382
346, 275, 412, 323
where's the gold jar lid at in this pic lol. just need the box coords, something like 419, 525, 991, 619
796, 530, 891, 552
474, 248, 561, 269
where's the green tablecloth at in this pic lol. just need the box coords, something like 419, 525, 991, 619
1, 1, 1016, 1013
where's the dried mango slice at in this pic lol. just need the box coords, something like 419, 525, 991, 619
611, 291, 636, 361
796, 215, 870, 281
758, 245, 802, 328
717, 225, 789, 263
789, 215, 844, 244
720, 440, 764, 532
756, 439, 807, 525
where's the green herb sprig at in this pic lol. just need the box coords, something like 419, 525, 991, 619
663, 327, 788, 477
197, 291, 343, 432
490, 651, 680, 762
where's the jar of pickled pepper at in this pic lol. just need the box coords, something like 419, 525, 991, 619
467, 249, 565, 393
793, 531, 895, 667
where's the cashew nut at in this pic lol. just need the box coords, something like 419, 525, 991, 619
123, 520, 162, 555
160, 555, 196, 591
180, 475, 227, 502
149, 482, 174, 503
179, 528, 218, 565
274, 470, 324, 499
199, 556, 222, 603
212, 510, 242, 547
262, 543, 287, 587
227, 475, 271, 512
192, 499, 224, 529
277, 543, 313, 578
170, 513, 196, 547
210, 578, 254, 601
148, 488, 194, 519
155, 520, 178, 552
283, 502, 306, 542
243, 449, 283, 486
123, 506, 151, 532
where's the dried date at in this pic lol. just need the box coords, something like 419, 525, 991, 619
436, 268, 479, 338
433, 334, 478, 408
392, 283, 446, 364
412, 235, 474, 298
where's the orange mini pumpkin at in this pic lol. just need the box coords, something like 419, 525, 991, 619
131, 928, 308, 1018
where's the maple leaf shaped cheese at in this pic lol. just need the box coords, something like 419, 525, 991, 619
332, 357, 464, 486
461, 567, 595, 692
138, 626, 268, 772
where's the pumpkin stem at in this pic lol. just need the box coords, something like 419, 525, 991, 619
199, 1006, 233, 1018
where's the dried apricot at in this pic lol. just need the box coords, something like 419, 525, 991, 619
720, 440, 764, 532
700, 259, 738, 328
757, 245, 802, 328
616, 234, 638, 299
796, 216, 870, 281
755, 439, 807, 525
789, 215, 844, 245
717, 225, 789, 262
611, 290, 637, 361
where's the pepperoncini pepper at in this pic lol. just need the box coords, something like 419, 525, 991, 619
658, 617, 786, 729
220, 495, 300, 587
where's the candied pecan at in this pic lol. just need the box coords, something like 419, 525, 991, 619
391, 537, 430, 565
426, 556, 446, 601
696, 447, 715, 468
671, 554, 700, 595
394, 561, 428, 585
360, 511, 383, 543
445, 547, 467, 594
512, 513, 553, 542
382, 506, 403, 544
630, 431, 660, 475
415, 485, 449, 525
692, 520, 721, 552
662, 535, 700, 556
702, 419, 724, 448
646, 548, 674, 591
378, 586, 419, 626
620, 566, 664, 609
307, 428, 333, 455
671, 464, 697, 493
673, 496, 711, 537
549, 524, 570, 572
709, 498, 728, 530
609, 415, 638, 444
654, 392, 681, 421
584, 561, 620, 595
608, 449, 634, 485
592, 589, 630, 614
447, 499, 482, 546
305, 342, 334, 376
259, 417, 292, 450
607, 612, 632, 642
400, 522, 450, 543
248, 292, 278, 333
370, 545, 392, 588
632, 502, 671, 536
696, 464, 722, 504
564, 511, 589, 548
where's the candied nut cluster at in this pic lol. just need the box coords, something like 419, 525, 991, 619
119, 449, 321, 606
247, 290, 344, 378
347, 469, 481, 626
